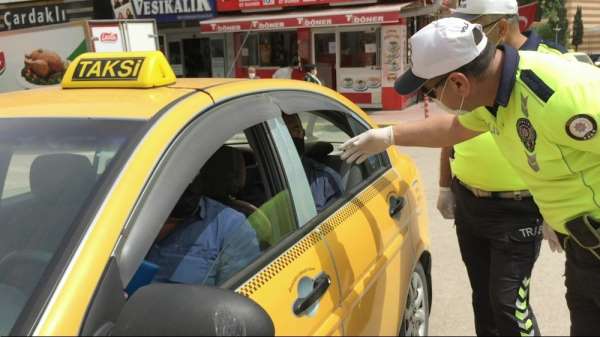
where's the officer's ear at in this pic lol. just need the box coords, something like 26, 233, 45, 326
447, 72, 472, 97
498, 18, 510, 41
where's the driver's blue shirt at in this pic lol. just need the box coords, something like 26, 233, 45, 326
303, 157, 343, 211
147, 197, 260, 286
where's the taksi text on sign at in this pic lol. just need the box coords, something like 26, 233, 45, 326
72, 58, 145, 81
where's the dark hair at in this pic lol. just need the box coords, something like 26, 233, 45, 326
304, 64, 316, 72
455, 30, 496, 79
290, 57, 300, 67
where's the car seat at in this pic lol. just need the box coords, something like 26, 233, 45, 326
306, 141, 362, 195
0, 154, 96, 296
199, 146, 272, 250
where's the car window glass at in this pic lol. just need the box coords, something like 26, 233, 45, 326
284, 111, 390, 216
128, 127, 297, 293
0, 119, 143, 336
347, 117, 389, 176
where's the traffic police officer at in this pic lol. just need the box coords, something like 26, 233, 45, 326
435, 1, 567, 336
340, 17, 600, 336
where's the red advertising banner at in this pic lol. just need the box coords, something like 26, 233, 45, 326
0, 51, 5, 76
202, 10, 401, 32
217, 0, 378, 12
518, 2, 538, 32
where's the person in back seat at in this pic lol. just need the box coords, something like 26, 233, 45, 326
146, 149, 261, 287
283, 113, 343, 211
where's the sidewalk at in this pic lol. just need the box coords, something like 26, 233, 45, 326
366, 101, 443, 126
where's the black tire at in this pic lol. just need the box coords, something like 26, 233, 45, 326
399, 262, 430, 336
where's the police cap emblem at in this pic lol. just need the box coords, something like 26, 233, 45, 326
566, 115, 597, 141
517, 118, 537, 153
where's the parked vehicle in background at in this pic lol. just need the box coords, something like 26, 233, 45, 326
566, 51, 596, 65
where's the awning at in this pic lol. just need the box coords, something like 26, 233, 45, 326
201, 3, 417, 33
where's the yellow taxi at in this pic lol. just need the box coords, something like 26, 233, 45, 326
0, 51, 431, 336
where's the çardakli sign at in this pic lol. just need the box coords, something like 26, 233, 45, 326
113, 0, 215, 22
1, 4, 69, 31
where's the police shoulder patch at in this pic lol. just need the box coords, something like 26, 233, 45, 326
566, 114, 597, 141
520, 69, 555, 103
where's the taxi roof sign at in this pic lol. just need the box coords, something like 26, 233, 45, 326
62, 51, 176, 89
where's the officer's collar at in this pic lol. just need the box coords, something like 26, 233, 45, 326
487, 44, 520, 116
521, 31, 543, 51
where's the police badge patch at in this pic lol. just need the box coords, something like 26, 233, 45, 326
517, 118, 537, 152
566, 115, 597, 141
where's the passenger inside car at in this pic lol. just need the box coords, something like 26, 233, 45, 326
282, 113, 344, 211
144, 146, 261, 287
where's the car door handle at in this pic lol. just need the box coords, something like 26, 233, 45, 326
293, 273, 331, 316
389, 196, 406, 217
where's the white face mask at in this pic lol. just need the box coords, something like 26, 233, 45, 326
249, 73, 256, 79
432, 77, 468, 115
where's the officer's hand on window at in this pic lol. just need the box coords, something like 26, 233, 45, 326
341, 126, 395, 164
543, 221, 564, 254
437, 187, 455, 220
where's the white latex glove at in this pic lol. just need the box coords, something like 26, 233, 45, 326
543, 221, 563, 253
437, 187, 455, 219
340, 126, 395, 164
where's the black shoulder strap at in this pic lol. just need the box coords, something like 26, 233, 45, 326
520, 69, 555, 103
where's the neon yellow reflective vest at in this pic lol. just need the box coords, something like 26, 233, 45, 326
459, 46, 600, 234
451, 32, 566, 191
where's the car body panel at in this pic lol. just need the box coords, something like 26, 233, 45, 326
0, 86, 194, 120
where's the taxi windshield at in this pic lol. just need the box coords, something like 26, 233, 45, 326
0, 118, 143, 335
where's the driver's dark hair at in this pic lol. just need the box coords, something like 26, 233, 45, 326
455, 29, 496, 79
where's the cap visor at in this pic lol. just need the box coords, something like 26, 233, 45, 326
450, 11, 483, 21
394, 69, 426, 96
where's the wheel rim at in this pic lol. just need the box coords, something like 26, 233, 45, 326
404, 271, 427, 336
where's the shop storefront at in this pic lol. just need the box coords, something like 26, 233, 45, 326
97, 0, 231, 78
202, 1, 440, 110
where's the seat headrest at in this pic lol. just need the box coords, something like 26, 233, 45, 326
197, 146, 246, 200
30, 153, 96, 202
305, 142, 334, 161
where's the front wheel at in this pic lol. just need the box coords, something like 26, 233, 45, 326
399, 262, 430, 336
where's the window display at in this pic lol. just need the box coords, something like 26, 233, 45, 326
242, 31, 298, 67
340, 30, 380, 68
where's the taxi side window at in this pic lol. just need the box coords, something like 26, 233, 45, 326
129, 127, 298, 292
288, 111, 390, 214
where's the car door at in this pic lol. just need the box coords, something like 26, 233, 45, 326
78, 93, 343, 336
268, 90, 416, 336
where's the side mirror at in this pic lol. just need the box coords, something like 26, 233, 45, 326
113, 284, 275, 336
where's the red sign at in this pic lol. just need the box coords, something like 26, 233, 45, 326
0, 51, 5, 76
518, 2, 538, 32
100, 32, 118, 43
217, 0, 373, 12
202, 11, 401, 32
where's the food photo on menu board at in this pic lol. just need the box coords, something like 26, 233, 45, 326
340, 75, 381, 93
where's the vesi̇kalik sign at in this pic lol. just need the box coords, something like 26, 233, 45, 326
115, 0, 215, 23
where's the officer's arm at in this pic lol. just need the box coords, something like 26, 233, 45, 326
439, 147, 453, 188
392, 113, 482, 147
540, 85, 600, 154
